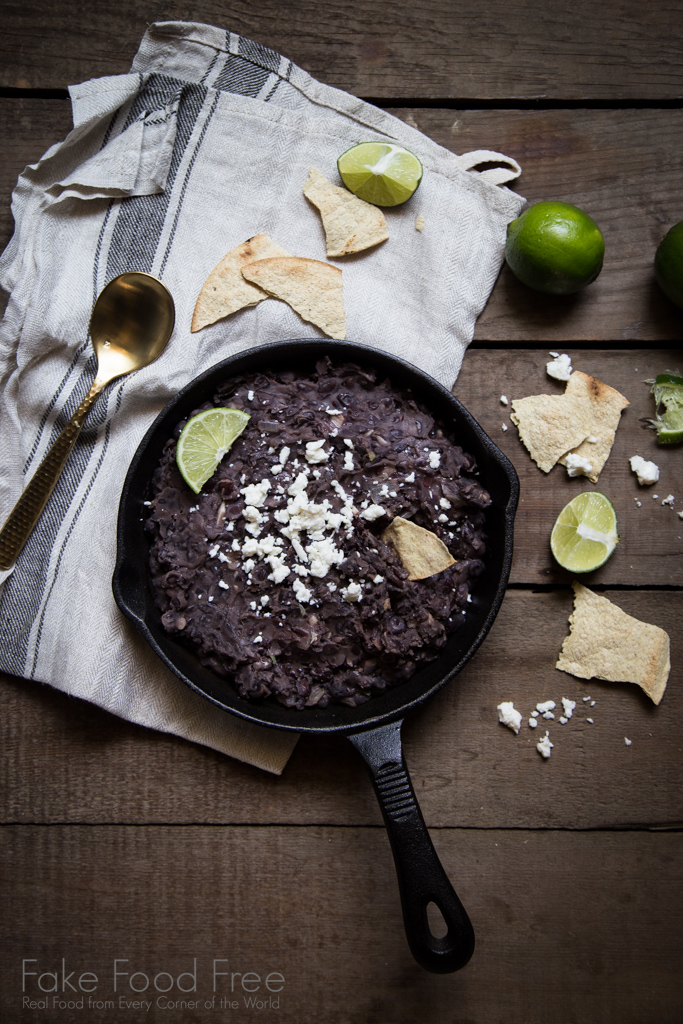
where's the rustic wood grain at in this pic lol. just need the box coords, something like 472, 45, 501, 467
456, 348, 683, 585
2, 1, 683, 100
4, 104, 683, 342
393, 108, 683, 342
2, 590, 680, 829
2, 825, 681, 1023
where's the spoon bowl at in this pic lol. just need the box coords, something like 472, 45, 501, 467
0, 272, 175, 570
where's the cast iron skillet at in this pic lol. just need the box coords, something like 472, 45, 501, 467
113, 339, 518, 974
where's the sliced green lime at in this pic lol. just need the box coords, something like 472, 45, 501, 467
648, 372, 683, 444
337, 142, 423, 207
176, 407, 250, 494
550, 492, 619, 573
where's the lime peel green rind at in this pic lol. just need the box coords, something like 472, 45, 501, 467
176, 407, 250, 494
505, 200, 605, 295
550, 491, 619, 574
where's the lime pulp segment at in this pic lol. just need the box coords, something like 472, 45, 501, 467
550, 491, 619, 573
176, 407, 250, 494
337, 142, 423, 207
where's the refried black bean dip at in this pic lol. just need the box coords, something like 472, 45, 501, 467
145, 359, 491, 709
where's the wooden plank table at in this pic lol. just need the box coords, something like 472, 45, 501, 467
1, 3, 682, 1021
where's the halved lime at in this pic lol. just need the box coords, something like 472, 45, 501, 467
550, 492, 619, 573
176, 408, 250, 494
648, 372, 683, 444
337, 142, 423, 207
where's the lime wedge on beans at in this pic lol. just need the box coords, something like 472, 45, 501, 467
176, 408, 250, 494
550, 492, 619, 573
337, 142, 423, 207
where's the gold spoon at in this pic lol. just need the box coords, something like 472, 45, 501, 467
0, 272, 175, 570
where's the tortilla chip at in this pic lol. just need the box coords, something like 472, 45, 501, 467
558, 372, 630, 483
510, 394, 593, 473
303, 167, 388, 257
381, 516, 456, 580
556, 583, 670, 705
241, 256, 345, 340
191, 234, 291, 333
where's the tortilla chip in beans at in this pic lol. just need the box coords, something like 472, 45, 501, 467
381, 516, 456, 580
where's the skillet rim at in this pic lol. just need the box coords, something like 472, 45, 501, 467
113, 338, 518, 734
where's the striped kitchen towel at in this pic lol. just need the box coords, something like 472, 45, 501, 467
0, 21, 523, 772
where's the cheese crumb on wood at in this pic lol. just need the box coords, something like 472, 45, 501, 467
536, 731, 554, 758
497, 701, 522, 734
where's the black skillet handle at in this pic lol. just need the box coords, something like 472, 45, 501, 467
348, 720, 474, 974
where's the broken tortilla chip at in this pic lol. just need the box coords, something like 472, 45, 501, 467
510, 394, 592, 473
556, 582, 670, 705
191, 233, 290, 332
381, 516, 456, 580
557, 371, 630, 483
241, 256, 345, 340
303, 166, 388, 257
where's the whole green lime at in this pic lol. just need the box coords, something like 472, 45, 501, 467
654, 221, 683, 309
505, 201, 605, 295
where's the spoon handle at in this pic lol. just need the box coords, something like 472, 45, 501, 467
0, 382, 103, 570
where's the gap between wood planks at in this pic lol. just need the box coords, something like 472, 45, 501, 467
3, 87, 683, 110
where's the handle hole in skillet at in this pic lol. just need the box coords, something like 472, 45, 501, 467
427, 901, 449, 939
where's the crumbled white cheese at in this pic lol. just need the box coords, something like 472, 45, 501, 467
559, 716, 568, 725
586, 717, 594, 724
438, 513, 448, 523
373, 574, 384, 584
360, 504, 386, 521
624, 737, 632, 746
428, 451, 441, 469
501, 423, 508, 431
241, 478, 271, 507
208, 544, 219, 558
344, 451, 355, 471
404, 471, 415, 483
439, 497, 452, 509
325, 407, 343, 415
531, 710, 540, 718
662, 494, 675, 506
586, 435, 598, 443
266, 553, 290, 584
249, 601, 257, 610
546, 353, 573, 381
496, 701, 522, 735
536, 731, 554, 759
536, 700, 556, 713
293, 577, 314, 604
247, 390, 255, 401
343, 438, 354, 449
218, 580, 230, 590
542, 710, 555, 720
561, 697, 576, 720
253, 635, 263, 643
630, 455, 659, 486
528, 718, 538, 729
305, 440, 329, 464
564, 452, 594, 478
341, 580, 363, 603
500, 395, 509, 406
